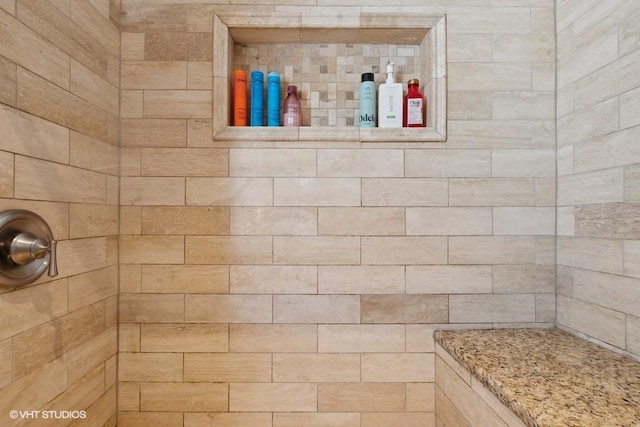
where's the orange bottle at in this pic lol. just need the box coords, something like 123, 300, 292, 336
233, 70, 247, 126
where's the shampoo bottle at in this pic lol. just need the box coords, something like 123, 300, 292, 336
283, 85, 301, 127
267, 72, 280, 126
359, 72, 376, 127
377, 62, 403, 128
233, 70, 247, 126
403, 79, 425, 127
250, 71, 264, 126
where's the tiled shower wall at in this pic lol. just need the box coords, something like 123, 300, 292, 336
556, 0, 640, 358
0, 0, 119, 425
118, 1, 555, 427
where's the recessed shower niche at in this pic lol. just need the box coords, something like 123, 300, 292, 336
212, 11, 447, 142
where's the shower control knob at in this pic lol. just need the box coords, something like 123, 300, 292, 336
0, 209, 59, 286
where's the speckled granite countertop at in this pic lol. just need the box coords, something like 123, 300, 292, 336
434, 328, 640, 427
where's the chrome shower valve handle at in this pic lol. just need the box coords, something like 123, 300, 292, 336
0, 210, 59, 286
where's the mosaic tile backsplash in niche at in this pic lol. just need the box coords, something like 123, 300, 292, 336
234, 43, 421, 126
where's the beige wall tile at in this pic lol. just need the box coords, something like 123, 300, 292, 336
14, 302, 105, 378
273, 295, 360, 323
361, 353, 434, 382
141, 148, 228, 177
405, 149, 491, 177
557, 236, 624, 274
274, 178, 361, 206
318, 383, 405, 412
121, 90, 143, 118
447, 120, 533, 149
18, 68, 108, 141
230, 265, 317, 294
625, 240, 640, 278
573, 127, 640, 174
0, 339, 11, 388
491, 149, 555, 178
318, 324, 405, 353
493, 207, 555, 236
436, 385, 470, 427
141, 324, 228, 352
406, 265, 492, 294
273, 353, 361, 382
69, 204, 118, 239
121, 119, 187, 148
362, 237, 447, 265
185, 236, 272, 264
361, 413, 435, 427
188, 61, 212, 90
184, 353, 271, 382
140, 264, 229, 294
0, 151, 13, 197
0, 357, 66, 427
144, 89, 212, 119
186, 294, 272, 323
493, 32, 554, 62
187, 119, 213, 147
118, 323, 140, 353
230, 383, 317, 412
449, 236, 535, 264
447, 6, 530, 34
448, 91, 492, 120
119, 235, 184, 264
70, 131, 118, 175
449, 294, 536, 323
0, 199, 69, 239
119, 294, 184, 323
118, 412, 183, 427
230, 148, 316, 177
67, 326, 117, 383
15, 155, 106, 203
318, 265, 404, 294
361, 295, 448, 324
68, 266, 118, 311
557, 98, 618, 148
0, 6, 70, 89
319, 207, 404, 236
362, 178, 448, 207
273, 413, 359, 427
626, 165, 640, 203
141, 382, 227, 412
317, 149, 403, 177
406, 207, 492, 236
70, 59, 118, 115
620, 86, 640, 130
449, 63, 531, 91
406, 325, 436, 353
449, 178, 536, 207
142, 206, 229, 235
575, 203, 640, 239
230, 324, 317, 353
121, 32, 145, 60
56, 237, 108, 278
121, 61, 186, 89
118, 352, 183, 382
187, 177, 273, 206
407, 382, 436, 412
231, 207, 317, 236
145, 32, 212, 61
0, 281, 68, 341
0, 104, 69, 163
185, 413, 272, 427
557, 295, 626, 348
274, 236, 360, 265
558, 31, 618, 88
493, 265, 555, 294
120, 177, 185, 206
447, 34, 491, 62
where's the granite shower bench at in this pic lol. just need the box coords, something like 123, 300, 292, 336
434, 328, 640, 427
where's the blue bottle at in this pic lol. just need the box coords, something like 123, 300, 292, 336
250, 71, 264, 126
267, 72, 280, 126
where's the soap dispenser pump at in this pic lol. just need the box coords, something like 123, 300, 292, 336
378, 61, 403, 128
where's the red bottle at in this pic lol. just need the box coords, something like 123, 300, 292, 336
403, 79, 426, 127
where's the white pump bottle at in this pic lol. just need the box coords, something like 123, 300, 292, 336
377, 61, 403, 128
